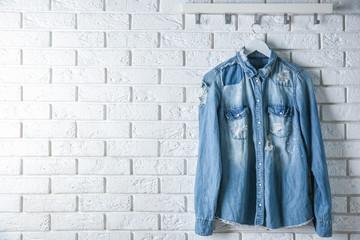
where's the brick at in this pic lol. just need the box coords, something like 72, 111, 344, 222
52, 0, 103, 11
238, 15, 290, 33
78, 86, 130, 102
214, 32, 264, 49
330, 178, 360, 194
133, 158, 185, 175
314, 86, 345, 103
325, 141, 360, 158
160, 140, 197, 157
327, 160, 346, 176
346, 51, 360, 67
0, 196, 21, 212
107, 104, 159, 120
107, 32, 158, 48
0, 49, 21, 65
107, 177, 158, 193
23, 85, 76, 101
0, 103, 49, 119
186, 50, 235, 67
80, 194, 131, 211
0, 214, 49, 231
292, 15, 343, 32
23, 121, 75, 138
132, 14, 182, 30
0, 140, 49, 156
0, 85, 21, 101
162, 104, 198, 121
77, 122, 130, 138
161, 32, 211, 48
268, 33, 319, 49
161, 213, 194, 230
0, 31, 49, 47
323, 105, 360, 121
78, 50, 129, 66
346, 15, 360, 31
322, 69, 360, 85
162, 68, 206, 85
134, 194, 185, 212
52, 67, 105, 84
133, 86, 184, 102
0, 67, 50, 83
243, 233, 293, 240
348, 160, 360, 176
185, 14, 236, 31
0, 12, 21, 28
52, 31, 104, 48
161, 176, 194, 193
23, 195, 76, 212
133, 122, 184, 139
0, 177, 49, 193
52, 213, 104, 230
23, 232, 75, 240
52, 140, 105, 157
323, 33, 360, 49
133, 50, 183, 66
107, 213, 159, 230
136, 232, 186, 240
107, 140, 158, 157
347, 123, 360, 139
23, 158, 76, 175
350, 197, 360, 213
107, 68, 159, 84
292, 51, 343, 67
78, 13, 129, 30
78, 158, 131, 175
0, 0, 49, 10
23, 13, 75, 29
52, 104, 104, 120
0, 158, 21, 174
332, 196, 347, 213
77, 232, 130, 240
23, 49, 76, 65
321, 123, 345, 139
295, 233, 347, 240
333, 215, 360, 231
52, 177, 104, 193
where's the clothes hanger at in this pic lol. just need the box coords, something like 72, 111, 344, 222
243, 39, 271, 59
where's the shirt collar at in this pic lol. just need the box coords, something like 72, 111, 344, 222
236, 45, 278, 80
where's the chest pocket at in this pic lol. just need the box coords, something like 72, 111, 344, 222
224, 106, 249, 140
268, 104, 293, 137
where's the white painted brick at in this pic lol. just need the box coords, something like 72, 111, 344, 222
185, 14, 236, 31
0, 158, 21, 174
327, 160, 346, 176
347, 87, 360, 103
107, 104, 159, 120
0, 31, 49, 47
0, 103, 49, 119
132, 14, 182, 30
107, 140, 158, 157
23, 85, 76, 101
161, 176, 194, 193
0, 140, 49, 156
351, 234, 360, 240
332, 196, 347, 213
24, 232, 75, 240
238, 15, 290, 33
52, 67, 105, 84
52, 213, 104, 230
23, 49, 76, 66
107, 177, 158, 193
187, 158, 197, 176
52, 104, 104, 120
78, 158, 131, 175
323, 33, 360, 49
23, 195, 76, 212
107, 68, 159, 84
133, 122, 184, 139
325, 141, 360, 158
133, 158, 185, 175
107, 32, 158, 48
53, 31, 104, 48
0, 214, 49, 231
214, 33, 264, 49
107, 213, 159, 230
23, 13, 75, 29
322, 69, 360, 85
52, 177, 104, 193
242, 233, 293, 240
323, 105, 360, 121
161, 213, 194, 230
161, 32, 211, 49
346, 51, 360, 67
77, 122, 130, 138
0, 196, 21, 212
78, 86, 130, 102
23, 158, 76, 175
133, 50, 183, 66
80, 194, 131, 211
186, 50, 235, 67
127, 0, 158, 12
321, 123, 345, 139
23, 121, 75, 138
314, 86, 345, 103
0, 85, 21, 101
133, 86, 184, 103
0, 177, 49, 193
78, 13, 129, 30
350, 197, 360, 213
0, 67, 50, 83
52, 140, 105, 157
160, 140, 197, 157
78, 232, 130, 240
162, 68, 206, 85
0, 49, 21, 65
292, 51, 343, 67
105, 0, 126, 11
136, 232, 186, 240
52, 0, 103, 11
348, 160, 360, 176
134, 194, 185, 212
188, 232, 239, 240
161, 0, 210, 12
346, 15, 360, 31
78, 50, 130, 66
0, 0, 49, 10
0, 12, 21, 28
162, 104, 198, 121
186, 86, 202, 103
292, 14, 343, 32
330, 178, 360, 194
333, 215, 360, 231
268, 33, 319, 49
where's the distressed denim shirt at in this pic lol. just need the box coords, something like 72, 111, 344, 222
194, 45, 332, 237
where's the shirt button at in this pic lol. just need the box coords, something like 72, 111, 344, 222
259, 162, 262, 165
259, 183, 262, 186
280, 112, 283, 115
258, 141, 261, 144
258, 121, 261, 124
259, 203, 262, 207
256, 99, 260, 102
256, 79, 259, 83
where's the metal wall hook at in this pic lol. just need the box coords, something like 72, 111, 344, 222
195, 13, 201, 24
314, 13, 320, 24
284, 13, 290, 24
254, 13, 260, 24
225, 13, 231, 24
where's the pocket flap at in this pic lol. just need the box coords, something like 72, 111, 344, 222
225, 106, 249, 119
268, 104, 293, 117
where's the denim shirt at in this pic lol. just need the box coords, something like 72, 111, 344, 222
194, 45, 332, 237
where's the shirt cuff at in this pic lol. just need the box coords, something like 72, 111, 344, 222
195, 218, 214, 236
314, 219, 332, 237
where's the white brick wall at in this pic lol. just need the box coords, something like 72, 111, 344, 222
0, 0, 359, 239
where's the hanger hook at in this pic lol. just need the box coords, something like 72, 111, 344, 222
313, 13, 320, 24
284, 13, 290, 24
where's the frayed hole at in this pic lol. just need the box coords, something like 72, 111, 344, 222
199, 81, 208, 106
278, 69, 290, 83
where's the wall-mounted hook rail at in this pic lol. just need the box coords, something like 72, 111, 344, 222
183, 3, 332, 25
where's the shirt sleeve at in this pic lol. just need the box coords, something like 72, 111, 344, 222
194, 70, 222, 236
295, 69, 333, 237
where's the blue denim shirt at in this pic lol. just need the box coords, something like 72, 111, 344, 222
194, 45, 332, 237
